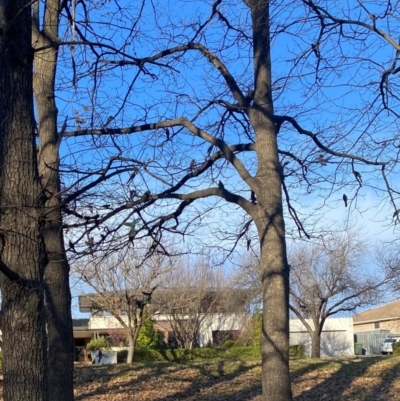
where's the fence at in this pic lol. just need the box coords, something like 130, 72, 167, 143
354, 330, 392, 355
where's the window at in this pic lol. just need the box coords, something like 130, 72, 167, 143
374, 322, 380, 329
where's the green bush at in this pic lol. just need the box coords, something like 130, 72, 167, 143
86, 336, 110, 352
222, 339, 236, 349
116, 344, 304, 363
288, 344, 305, 359
137, 319, 159, 349
392, 341, 400, 356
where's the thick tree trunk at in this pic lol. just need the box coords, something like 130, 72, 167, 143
0, 2, 48, 400
32, 2, 74, 400
247, 1, 293, 400
311, 331, 321, 358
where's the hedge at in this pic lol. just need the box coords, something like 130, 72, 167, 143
392, 341, 400, 356
117, 344, 305, 363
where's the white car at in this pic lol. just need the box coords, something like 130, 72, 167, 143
380, 337, 400, 355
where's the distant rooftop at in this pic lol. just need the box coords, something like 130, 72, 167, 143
353, 301, 400, 323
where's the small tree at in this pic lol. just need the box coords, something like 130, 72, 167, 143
137, 318, 160, 349
76, 250, 170, 363
289, 228, 397, 358
154, 258, 244, 349
234, 226, 398, 358
86, 336, 110, 352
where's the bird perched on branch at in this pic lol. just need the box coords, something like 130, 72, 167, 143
317, 154, 327, 166
218, 181, 224, 189
353, 171, 362, 185
342, 194, 348, 207
190, 160, 196, 171
353, 170, 362, 186
104, 115, 114, 126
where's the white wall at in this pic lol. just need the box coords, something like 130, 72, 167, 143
290, 317, 354, 357
89, 315, 128, 329
198, 313, 250, 347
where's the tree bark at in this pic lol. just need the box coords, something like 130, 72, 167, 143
0, 1, 48, 400
311, 330, 321, 358
32, 2, 74, 399
127, 332, 136, 364
247, 0, 293, 400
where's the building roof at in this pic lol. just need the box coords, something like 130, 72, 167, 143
353, 301, 400, 323
78, 287, 254, 314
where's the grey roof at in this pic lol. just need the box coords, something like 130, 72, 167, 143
78, 287, 254, 313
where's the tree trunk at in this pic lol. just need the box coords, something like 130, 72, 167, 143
0, 1, 48, 400
32, 2, 74, 400
33, 2, 74, 399
247, 0, 293, 400
127, 332, 135, 364
311, 331, 321, 358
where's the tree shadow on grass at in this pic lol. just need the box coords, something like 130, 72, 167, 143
74, 359, 261, 401
293, 357, 387, 401
150, 359, 261, 401
74, 362, 183, 400
361, 358, 400, 401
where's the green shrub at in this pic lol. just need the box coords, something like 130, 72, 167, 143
86, 336, 110, 352
137, 319, 159, 349
222, 339, 236, 349
393, 341, 400, 356
288, 344, 305, 359
116, 344, 304, 363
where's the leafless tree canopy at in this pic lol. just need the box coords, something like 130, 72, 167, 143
3, 1, 400, 400
75, 250, 171, 363
151, 258, 247, 349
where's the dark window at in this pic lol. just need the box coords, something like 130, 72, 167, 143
168, 331, 177, 348
374, 322, 380, 329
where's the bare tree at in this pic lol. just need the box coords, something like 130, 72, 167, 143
289, 228, 397, 358
4, 1, 400, 400
153, 259, 244, 349
234, 227, 398, 358
76, 251, 170, 363
32, 1, 75, 398
57, 2, 400, 400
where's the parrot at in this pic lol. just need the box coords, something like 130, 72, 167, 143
190, 160, 196, 170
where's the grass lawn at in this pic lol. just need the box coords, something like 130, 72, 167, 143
2, 356, 400, 400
